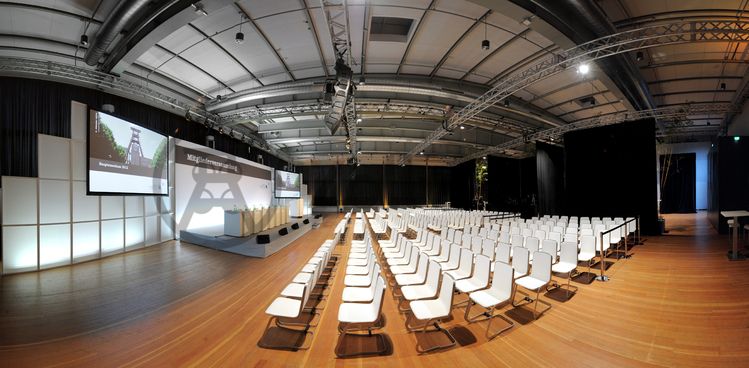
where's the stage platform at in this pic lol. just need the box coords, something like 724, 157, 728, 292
180, 215, 320, 258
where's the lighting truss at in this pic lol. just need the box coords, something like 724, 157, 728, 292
0, 56, 291, 162
453, 102, 737, 165
399, 20, 749, 165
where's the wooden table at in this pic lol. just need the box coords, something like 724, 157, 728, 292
721, 210, 749, 260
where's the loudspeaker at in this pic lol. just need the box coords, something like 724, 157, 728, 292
279, 227, 288, 236
314, 215, 322, 219
291, 223, 299, 230
257, 234, 270, 244
303, 219, 310, 224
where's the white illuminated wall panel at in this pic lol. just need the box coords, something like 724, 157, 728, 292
161, 214, 174, 242
145, 215, 159, 246
73, 222, 100, 261
73, 181, 99, 222
145, 197, 159, 217
38, 134, 70, 180
39, 179, 70, 224
101, 219, 124, 255
71, 140, 86, 180
125, 217, 145, 249
101, 196, 124, 219
70, 101, 87, 141
1, 177, 37, 225
2, 226, 38, 273
39, 224, 71, 269
125, 196, 144, 218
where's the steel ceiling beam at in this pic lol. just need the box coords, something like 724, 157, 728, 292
396, 0, 436, 75
186, 23, 263, 87
300, 0, 330, 78
152, 43, 235, 94
458, 28, 532, 81
398, 20, 749, 165
454, 102, 737, 165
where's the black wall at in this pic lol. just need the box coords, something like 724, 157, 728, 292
536, 142, 564, 215
299, 164, 453, 207
0, 77, 287, 183
450, 160, 475, 210
708, 136, 749, 234
486, 156, 537, 216
564, 119, 659, 234
659, 153, 696, 214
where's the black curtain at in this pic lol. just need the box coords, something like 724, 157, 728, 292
536, 142, 564, 215
659, 153, 696, 213
450, 160, 475, 210
340, 165, 383, 205
520, 157, 538, 217
0, 77, 287, 182
487, 156, 521, 212
564, 119, 659, 234
711, 136, 749, 233
428, 166, 452, 205
299, 166, 338, 206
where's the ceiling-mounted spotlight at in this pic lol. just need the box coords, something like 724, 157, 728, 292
503, 99, 510, 107
721, 82, 727, 90
460, 125, 465, 130
235, 13, 244, 44
635, 51, 643, 61
356, 118, 362, 123
481, 19, 490, 50
359, 76, 366, 85
80, 34, 88, 46
577, 63, 590, 75
218, 126, 224, 134
521, 16, 533, 27
419, 151, 424, 155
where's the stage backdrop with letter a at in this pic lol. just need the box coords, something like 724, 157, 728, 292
173, 139, 272, 236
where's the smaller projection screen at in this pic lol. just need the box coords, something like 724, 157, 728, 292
88, 110, 169, 195
275, 170, 301, 198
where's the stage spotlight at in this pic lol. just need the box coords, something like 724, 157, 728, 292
356, 118, 362, 123
635, 51, 643, 61
460, 125, 465, 130
577, 63, 590, 75
80, 34, 88, 46
481, 39, 490, 50
721, 82, 727, 90
235, 31, 244, 44
419, 151, 424, 155
504, 99, 510, 107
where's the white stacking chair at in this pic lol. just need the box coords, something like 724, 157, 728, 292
495, 244, 511, 265
465, 261, 515, 339
578, 235, 597, 276
533, 229, 546, 240
525, 237, 540, 259
431, 240, 451, 263
424, 237, 442, 257
446, 248, 474, 281
549, 241, 579, 299
455, 254, 491, 305
260, 276, 316, 350
541, 239, 558, 264
438, 242, 461, 272
342, 264, 382, 302
470, 236, 484, 254
394, 252, 429, 287
547, 231, 562, 245
510, 235, 524, 249
407, 274, 457, 353
498, 232, 510, 245
389, 247, 420, 276
346, 253, 376, 276
511, 246, 529, 279
521, 228, 533, 238
481, 238, 496, 262
399, 260, 442, 312
336, 275, 388, 357
513, 251, 552, 320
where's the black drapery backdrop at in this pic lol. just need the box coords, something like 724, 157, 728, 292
708, 136, 749, 233
0, 77, 287, 183
486, 156, 537, 216
660, 153, 696, 213
564, 119, 659, 234
450, 161, 475, 210
299, 164, 453, 207
536, 142, 565, 215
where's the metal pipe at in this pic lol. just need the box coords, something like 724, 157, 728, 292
83, 0, 153, 66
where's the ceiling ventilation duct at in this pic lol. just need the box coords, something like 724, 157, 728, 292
83, 0, 154, 66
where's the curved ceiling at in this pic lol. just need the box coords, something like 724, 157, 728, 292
0, 0, 746, 165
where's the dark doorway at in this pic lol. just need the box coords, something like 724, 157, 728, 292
660, 153, 696, 213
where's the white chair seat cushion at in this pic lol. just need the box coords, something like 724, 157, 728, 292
346, 265, 369, 275
410, 299, 450, 320
301, 264, 317, 273
446, 268, 471, 280
513, 270, 527, 279
349, 252, 367, 259
293, 272, 313, 284
266, 297, 301, 318
347, 257, 368, 266
470, 289, 511, 309
390, 264, 417, 275
430, 254, 449, 263
280, 283, 305, 298
578, 252, 595, 261
455, 278, 486, 293
344, 274, 371, 287
383, 250, 403, 258
516, 276, 547, 291
342, 286, 375, 303
395, 273, 424, 286
401, 284, 436, 301
387, 256, 409, 266
552, 261, 576, 274
309, 256, 324, 264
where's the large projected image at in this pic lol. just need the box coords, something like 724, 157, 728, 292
88, 110, 168, 195
275, 170, 301, 198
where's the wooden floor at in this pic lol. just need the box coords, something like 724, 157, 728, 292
1, 212, 748, 367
